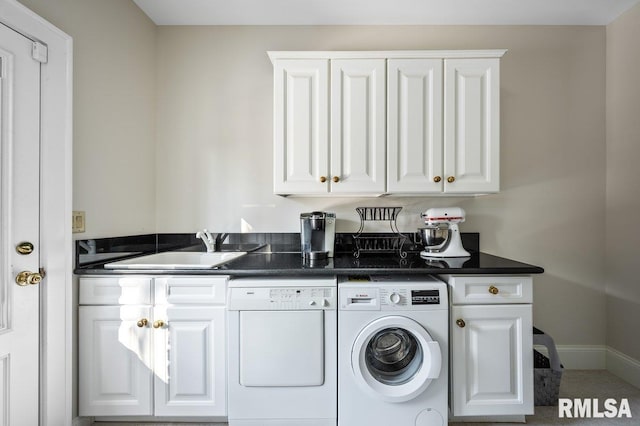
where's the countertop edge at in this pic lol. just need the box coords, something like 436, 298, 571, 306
74, 251, 544, 276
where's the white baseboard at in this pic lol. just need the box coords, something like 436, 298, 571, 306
607, 347, 640, 389
534, 344, 607, 369
534, 344, 640, 388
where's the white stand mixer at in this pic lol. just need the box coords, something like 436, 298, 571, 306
419, 207, 470, 258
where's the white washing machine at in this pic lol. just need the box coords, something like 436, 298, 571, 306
227, 276, 337, 426
338, 275, 448, 426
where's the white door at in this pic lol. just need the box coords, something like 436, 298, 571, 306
0, 22, 41, 426
450, 304, 533, 416
273, 59, 329, 195
387, 58, 443, 193
153, 305, 227, 417
444, 58, 500, 193
330, 59, 386, 194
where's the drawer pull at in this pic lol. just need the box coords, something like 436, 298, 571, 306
136, 318, 148, 328
153, 320, 165, 329
456, 319, 466, 328
488, 285, 499, 295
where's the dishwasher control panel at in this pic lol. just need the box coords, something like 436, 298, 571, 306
227, 286, 337, 311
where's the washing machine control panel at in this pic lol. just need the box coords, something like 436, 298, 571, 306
340, 284, 446, 311
380, 288, 440, 307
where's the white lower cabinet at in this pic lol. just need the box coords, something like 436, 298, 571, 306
79, 275, 228, 418
446, 275, 534, 417
153, 305, 226, 416
79, 304, 153, 416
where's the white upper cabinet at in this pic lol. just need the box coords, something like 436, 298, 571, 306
444, 58, 501, 193
273, 59, 329, 194
330, 59, 386, 194
270, 50, 505, 196
387, 58, 443, 193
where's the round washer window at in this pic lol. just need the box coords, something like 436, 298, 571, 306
351, 316, 442, 402
365, 327, 423, 386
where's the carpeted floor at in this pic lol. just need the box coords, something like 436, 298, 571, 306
93, 370, 640, 425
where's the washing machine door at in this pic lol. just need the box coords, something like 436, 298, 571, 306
351, 316, 441, 402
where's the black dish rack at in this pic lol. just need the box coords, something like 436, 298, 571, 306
352, 207, 407, 258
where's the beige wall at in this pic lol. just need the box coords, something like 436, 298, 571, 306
606, 3, 640, 360
19, 0, 157, 238
156, 25, 607, 347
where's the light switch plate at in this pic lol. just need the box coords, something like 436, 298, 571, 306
72, 211, 85, 233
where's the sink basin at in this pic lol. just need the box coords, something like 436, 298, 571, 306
104, 251, 247, 269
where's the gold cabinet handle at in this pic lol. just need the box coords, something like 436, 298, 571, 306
319, 176, 327, 183
433, 176, 442, 183
16, 269, 45, 286
136, 318, 149, 328
456, 318, 466, 328
153, 320, 165, 329
488, 285, 499, 295
332, 176, 340, 183
447, 176, 456, 183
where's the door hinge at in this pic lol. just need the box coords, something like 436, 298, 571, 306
31, 41, 48, 64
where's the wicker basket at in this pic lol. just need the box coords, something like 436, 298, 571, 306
533, 327, 563, 406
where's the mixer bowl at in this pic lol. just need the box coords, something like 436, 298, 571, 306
418, 224, 450, 251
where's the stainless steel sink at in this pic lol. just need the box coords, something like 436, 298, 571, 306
104, 251, 247, 269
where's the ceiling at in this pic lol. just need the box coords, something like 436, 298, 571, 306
133, 0, 640, 26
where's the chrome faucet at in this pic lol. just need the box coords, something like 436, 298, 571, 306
196, 229, 215, 252
196, 230, 229, 252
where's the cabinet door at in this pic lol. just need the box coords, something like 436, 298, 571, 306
78, 306, 153, 417
451, 304, 533, 416
153, 306, 226, 416
273, 59, 329, 194
444, 58, 500, 193
330, 59, 386, 194
387, 59, 443, 193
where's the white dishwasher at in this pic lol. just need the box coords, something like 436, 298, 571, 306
227, 276, 337, 426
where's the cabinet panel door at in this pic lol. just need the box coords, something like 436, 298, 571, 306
451, 304, 533, 416
153, 306, 226, 416
78, 306, 153, 416
444, 58, 500, 193
273, 59, 329, 194
387, 59, 443, 193
330, 59, 386, 193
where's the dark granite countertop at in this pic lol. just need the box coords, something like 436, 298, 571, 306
75, 251, 543, 276
74, 232, 543, 277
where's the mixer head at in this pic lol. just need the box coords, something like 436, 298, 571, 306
421, 207, 466, 224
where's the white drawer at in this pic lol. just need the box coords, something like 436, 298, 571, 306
79, 276, 152, 305
155, 276, 228, 305
449, 276, 532, 305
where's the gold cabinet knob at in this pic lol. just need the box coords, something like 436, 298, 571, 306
153, 320, 165, 329
319, 176, 327, 183
488, 285, 499, 295
137, 318, 149, 328
16, 269, 45, 286
456, 319, 466, 328
447, 176, 456, 183
332, 176, 340, 183
433, 176, 442, 183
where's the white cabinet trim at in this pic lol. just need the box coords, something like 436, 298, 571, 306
269, 50, 507, 61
